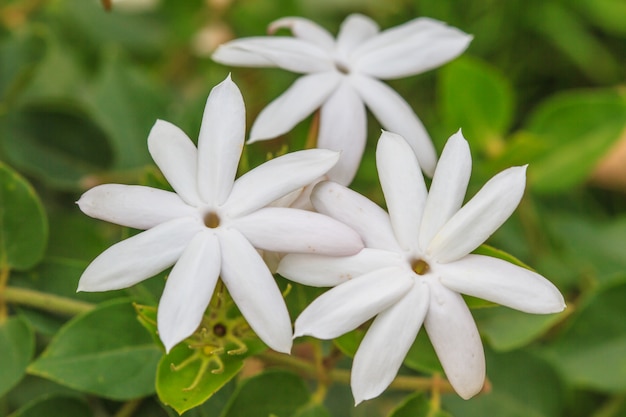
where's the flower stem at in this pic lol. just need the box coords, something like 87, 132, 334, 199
114, 399, 143, 417
259, 350, 460, 394
2, 286, 95, 316
0, 265, 9, 323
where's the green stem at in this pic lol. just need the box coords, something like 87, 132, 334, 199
114, 399, 143, 417
0, 265, 10, 323
592, 395, 625, 417
259, 350, 460, 394
2, 286, 95, 316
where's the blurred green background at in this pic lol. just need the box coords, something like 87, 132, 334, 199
1, 0, 625, 416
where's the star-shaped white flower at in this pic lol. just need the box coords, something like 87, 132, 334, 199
212, 14, 472, 185
76, 75, 364, 354
278, 130, 565, 403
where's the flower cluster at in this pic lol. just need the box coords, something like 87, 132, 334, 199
77, 14, 565, 405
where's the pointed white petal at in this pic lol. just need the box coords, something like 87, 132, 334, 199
278, 248, 403, 287
269, 17, 335, 51
317, 79, 367, 185
376, 131, 428, 251
197, 75, 245, 205
225, 149, 339, 217
147, 120, 201, 206
428, 166, 527, 263
419, 131, 471, 250
351, 74, 437, 176
335, 14, 379, 66
440, 254, 565, 313
77, 184, 197, 230
157, 231, 220, 352
249, 72, 341, 142
219, 228, 293, 353
352, 281, 429, 404
294, 267, 413, 339
353, 17, 472, 79
77, 217, 203, 292
212, 37, 333, 73
424, 283, 485, 399
312, 181, 401, 251
233, 207, 363, 256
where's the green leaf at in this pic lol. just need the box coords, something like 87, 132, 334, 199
157, 337, 266, 414
388, 393, 452, 417
0, 316, 35, 397
293, 403, 332, 417
221, 371, 310, 417
474, 307, 566, 351
28, 299, 161, 399
333, 327, 365, 359
524, 88, 626, 193
0, 29, 45, 104
439, 56, 514, 155
443, 348, 563, 417
8, 395, 92, 417
541, 281, 626, 392
403, 331, 444, 375
0, 162, 48, 269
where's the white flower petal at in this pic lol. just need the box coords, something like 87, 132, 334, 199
351, 74, 437, 176
352, 281, 429, 405
197, 75, 245, 205
225, 149, 339, 217
294, 267, 412, 339
376, 131, 428, 251
424, 283, 485, 399
317, 79, 367, 185
278, 248, 402, 287
219, 228, 293, 353
77, 184, 197, 230
428, 166, 527, 263
233, 207, 363, 256
147, 120, 201, 206
268, 17, 335, 51
312, 181, 401, 251
419, 131, 471, 250
213, 37, 334, 73
77, 217, 203, 292
335, 14, 379, 65
157, 231, 220, 352
353, 17, 472, 79
249, 71, 341, 142
439, 254, 566, 313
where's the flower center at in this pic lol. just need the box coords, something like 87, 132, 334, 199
412, 259, 430, 275
335, 61, 350, 74
204, 211, 220, 228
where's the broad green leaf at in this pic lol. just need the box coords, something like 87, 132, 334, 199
403, 331, 444, 375
0, 316, 35, 397
388, 393, 453, 417
86, 51, 167, 170
0, 29, 45, 104
524, 88, 626, 193
8, 395, 92, 417
293, 403, 332, 417
157, 336, 266, 414
28, 299, 161, 399
541, 281, 626, 392
439, 56, 514, 155
333, 327, 365, 359
0, 162, 47, 269
221, 371, 310, 417
474, 307, 566, 351
572, 0, 626, 36
443, 348, 563, 417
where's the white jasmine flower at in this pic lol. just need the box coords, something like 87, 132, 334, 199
212, 15, 472, 185
77, 75, 364, 354
278, 130, 565, 403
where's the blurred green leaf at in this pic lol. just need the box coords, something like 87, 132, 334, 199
221, 371, 310, 417
0, 162, 47, 269
293, 403, 332, 417
388, 393, 453, 417
8, 395, 92, 417
524, 88, 626, 193
443, 348, 563, 417
541, 280, 626, 392
157, 337, 266, 414
0, 316, 34, 397
571, 0, 626, 36
474, 306, 565, 351
0, 29, 46, 105
28, 299, 161, 399
333, 327, 364, 359
439, 56, 514, 155
403, 331, 444, 375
